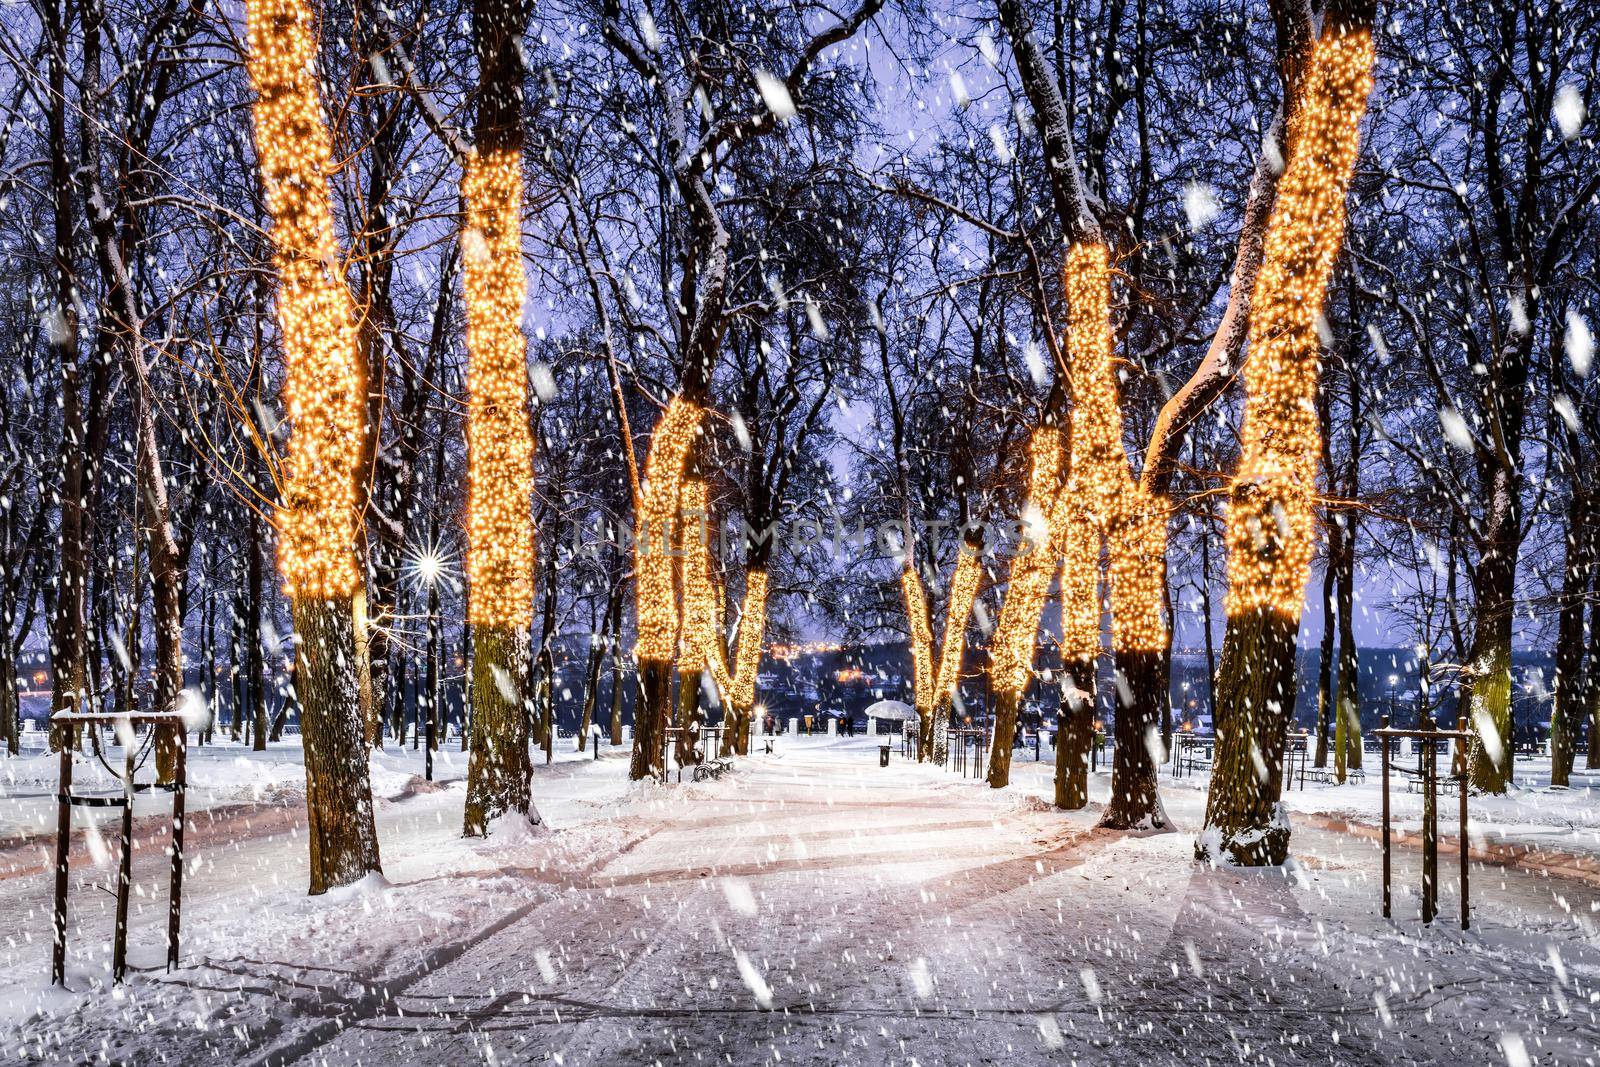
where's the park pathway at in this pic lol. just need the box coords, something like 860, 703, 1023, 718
274, 742, 1600, 1067
8, 739, 1600, 1065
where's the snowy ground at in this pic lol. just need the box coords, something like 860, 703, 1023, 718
2, 733, 1599, 1065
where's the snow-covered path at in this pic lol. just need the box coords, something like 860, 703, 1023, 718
6, 738, 1600, 1065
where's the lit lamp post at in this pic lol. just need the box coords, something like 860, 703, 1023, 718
413, 548, 447, 782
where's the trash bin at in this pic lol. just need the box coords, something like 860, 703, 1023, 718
879, 744, 891, 767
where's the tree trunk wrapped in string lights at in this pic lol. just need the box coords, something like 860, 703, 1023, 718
1199, 16, 1376, 866
1056, 502, 1100, 809
999, 243, 1170, 825
902, 548, 982, 764
678, 481, 770, 757
986, 426, 1064, 788
461, 0, 537, 836
630, 397, 704, 780
244, 0, 380, 893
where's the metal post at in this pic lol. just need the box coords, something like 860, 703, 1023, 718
429, 593, 442, 757
1422, 719, 1437, 924
425, 714, 434, 781
168, 726, 187, 971
1380, 715, 1390, 919
1457, 715, 1470, 930
52, 740, 72, 985
113, 736, 134, 983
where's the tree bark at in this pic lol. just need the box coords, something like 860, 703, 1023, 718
988, 688, 1022, 789
248, 512, 268, 752
1586, 581, 1600, 771
609, 586, 626, 747
1465, 468, 1519, 793
1055, 655, 1095, 809
678, 669, 703, 768
1098, 650, 1167, 829
631, 659, 672, 780
1198, 608, 1299, 865
464, 623, 537, 835
1550, 488, 1589, 786
577, 585, 618, 752
291, 596, 383, 893
1333, 514, 1361, 778
46, 0, 98, 750
1313, 519, 1338, 768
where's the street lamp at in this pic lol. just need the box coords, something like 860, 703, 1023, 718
410, 546, 450, 781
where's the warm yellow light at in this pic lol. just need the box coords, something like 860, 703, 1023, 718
1058, 242, 1169, 655
462, 148, 535, 629
934, 550, 981, 705
724, 570, 769, 708
245, 0, 363, 601
902, 564, 935, 712
1058, 501, 1101, 658
633, 397, 704, 662
902, 548, 982, 715
1224, 30, 1375, 620
989, 427, 1066, 696
676, 480, 769, 709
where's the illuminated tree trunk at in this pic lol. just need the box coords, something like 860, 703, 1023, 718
1101, 502, 1169, 829
903, 552, 981, 766
630, 399, 703, 780
987, 427, 1063, 788
245, 0, 382, 892
461, 0, 538, 832
679, 482, 769, 765
1199, 10, 1375, 865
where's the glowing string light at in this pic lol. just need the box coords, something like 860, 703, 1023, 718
1059, 242, 1170, 654
676, 486, 770, 708
1224, 30, 1375, 620
462, 148, 535, 630
902, 548, 983, 715
245, 0, 363, 601
989, 427, 1067, 696
1059, 502, 1101, 658
633, 397, 704, 662
902, 565, 935, 713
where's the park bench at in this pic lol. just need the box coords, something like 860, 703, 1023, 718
1307, 766, 1366, 785
1404, 771, 1457, 795
692, 750, 735, 781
